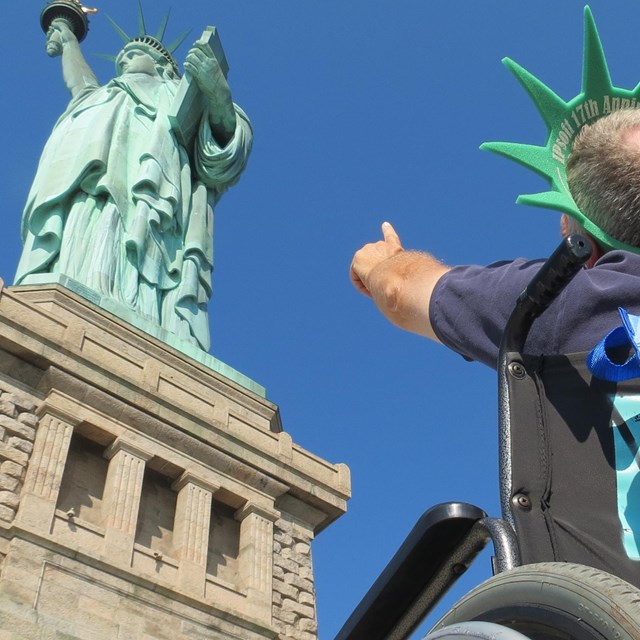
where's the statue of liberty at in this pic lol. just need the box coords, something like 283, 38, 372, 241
17, 1, 253, 352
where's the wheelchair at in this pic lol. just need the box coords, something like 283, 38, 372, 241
336, 235, 640, 640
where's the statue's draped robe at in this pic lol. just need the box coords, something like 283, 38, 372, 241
16, 71, 252, 352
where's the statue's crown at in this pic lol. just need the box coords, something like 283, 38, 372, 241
484, 6, 640, 254
107, 2, 189, 76
122, 35, 179, 75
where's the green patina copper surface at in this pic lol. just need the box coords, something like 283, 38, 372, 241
19, 2, 253, 355
483, 6, 640, 254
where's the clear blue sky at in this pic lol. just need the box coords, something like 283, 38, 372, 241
4, 2, 639, 637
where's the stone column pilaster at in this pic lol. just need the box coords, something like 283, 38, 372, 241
172, 472, 219, 596
101, 438, 152, 565
235, 503, 278, 616
17, 412, 75, 532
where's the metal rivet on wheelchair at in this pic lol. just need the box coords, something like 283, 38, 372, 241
507, 362, 526, 379
512, 493, 531, 510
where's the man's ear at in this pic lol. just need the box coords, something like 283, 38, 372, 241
560, 213, 571, 238
585, 235, 604, 269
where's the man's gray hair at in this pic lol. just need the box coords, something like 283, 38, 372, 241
567, 108, 640, 248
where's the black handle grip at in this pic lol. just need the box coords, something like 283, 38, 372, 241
519, 233, 592, 317
501, 234, 592, 355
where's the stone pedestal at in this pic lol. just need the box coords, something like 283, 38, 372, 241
0, 280, 351, 640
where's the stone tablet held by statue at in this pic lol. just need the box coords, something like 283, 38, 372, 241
169, 26, 229, 149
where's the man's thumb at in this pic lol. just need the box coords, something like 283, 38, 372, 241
381, 221, 402, 248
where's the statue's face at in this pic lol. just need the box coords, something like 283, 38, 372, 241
118, 48, 158, 76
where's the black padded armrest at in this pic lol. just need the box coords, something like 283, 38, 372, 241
336, 502, 487, 640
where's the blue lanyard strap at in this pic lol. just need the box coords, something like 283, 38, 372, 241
587, 308, 640, 382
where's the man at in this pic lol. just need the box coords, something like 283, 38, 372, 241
17, 16, 253, 352
350, 108, 640, 367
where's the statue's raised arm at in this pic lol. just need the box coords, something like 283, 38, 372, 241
43, 4, 98, 98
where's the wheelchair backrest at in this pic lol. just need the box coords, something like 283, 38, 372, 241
505, 349, 640, 588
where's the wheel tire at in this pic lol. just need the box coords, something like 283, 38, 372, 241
426, 620, 533, 639
431, 563, 640, 640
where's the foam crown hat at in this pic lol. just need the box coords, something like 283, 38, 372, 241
483, 5, 640, 255
103, 0, 189, 76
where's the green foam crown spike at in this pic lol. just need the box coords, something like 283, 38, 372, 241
484, 5, 640, 254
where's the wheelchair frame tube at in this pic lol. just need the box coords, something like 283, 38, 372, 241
334, 505, 521, 640
497, 235, 591, 529
366, 518, 520, 640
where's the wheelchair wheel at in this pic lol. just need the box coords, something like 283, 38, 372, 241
430, 562, 640, 640
426, 621, 533, 639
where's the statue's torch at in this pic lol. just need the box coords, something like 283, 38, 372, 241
40, 0, 97, 44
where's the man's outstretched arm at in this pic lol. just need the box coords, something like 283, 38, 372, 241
350, 222, 451, 341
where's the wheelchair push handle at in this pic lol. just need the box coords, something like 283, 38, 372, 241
501, 234, 591, 355
519, 234, 592, 317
